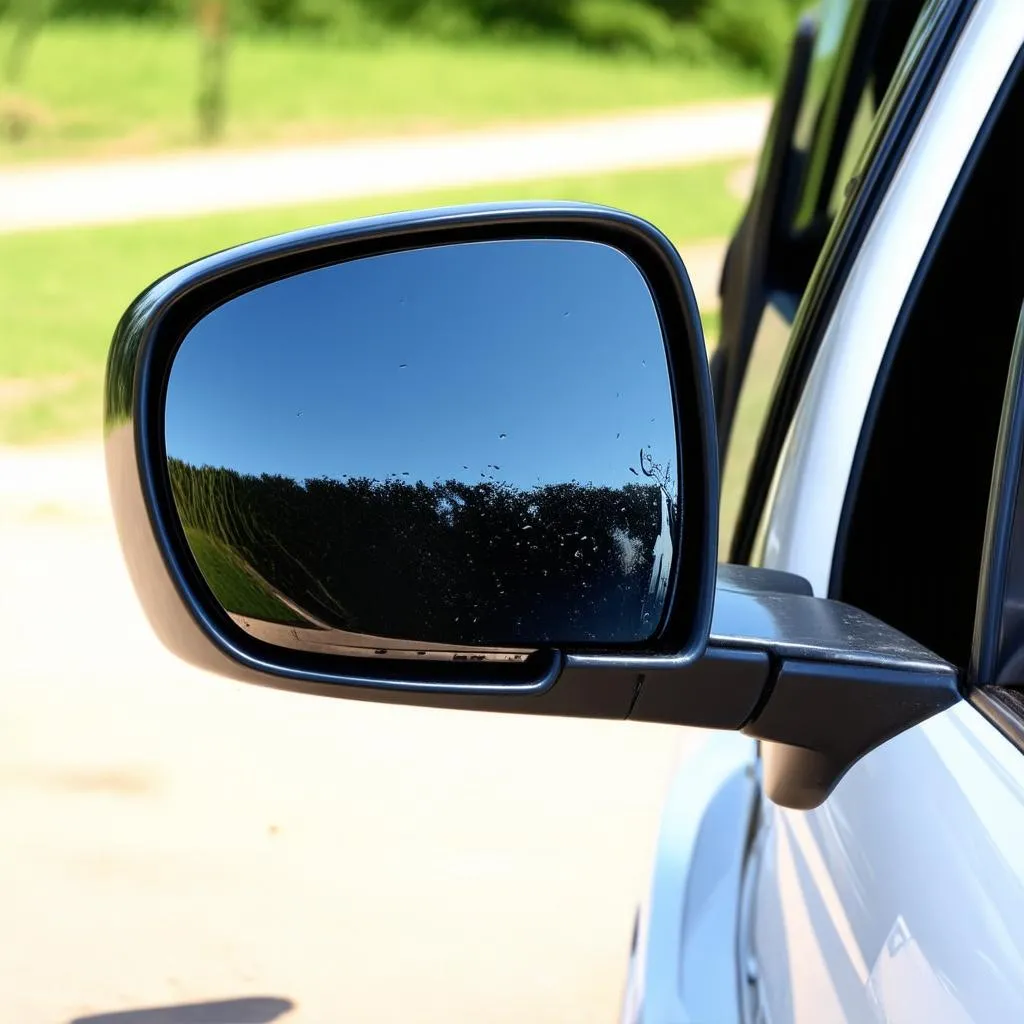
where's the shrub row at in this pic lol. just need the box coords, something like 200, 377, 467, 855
169, 458, 668, 645
5, 0, 807, 75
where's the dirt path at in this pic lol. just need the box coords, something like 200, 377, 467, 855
0, 97, 758, 1019
0, 450, 703, 1023
0, 99, 768, 233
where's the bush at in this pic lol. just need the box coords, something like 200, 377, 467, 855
570, 0, 679, 58
407, 0, 484, 41
47, 0, 187, 17
2, 0, 805, 75
698, 0, 798, 75
239, 0, 383, 40
458, 0, 573, 31
169, 458, 668, 644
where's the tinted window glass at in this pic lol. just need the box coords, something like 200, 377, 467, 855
793, 0, 861, 153
721, 0, 929, 560
794, 0, 925, 232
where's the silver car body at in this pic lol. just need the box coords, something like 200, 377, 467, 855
627, 1, 1024, 1021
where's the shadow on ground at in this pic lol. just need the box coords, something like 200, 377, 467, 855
70, 997, 294, 1023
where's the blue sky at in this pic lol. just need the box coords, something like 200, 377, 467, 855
166, 237, 678, 493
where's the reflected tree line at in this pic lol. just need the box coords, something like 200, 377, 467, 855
169, 458, 671, 646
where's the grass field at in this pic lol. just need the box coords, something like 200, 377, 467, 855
0, 20, 763, 163
183, 526, 307, 625
0, 158, 743, 444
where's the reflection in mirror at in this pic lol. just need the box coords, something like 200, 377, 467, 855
165, 238, 680, 657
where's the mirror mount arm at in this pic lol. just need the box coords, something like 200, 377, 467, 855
743, 658, 958, 810
620, 566, 961, 809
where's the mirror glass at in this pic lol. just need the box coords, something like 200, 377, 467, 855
165, 238, 680, 658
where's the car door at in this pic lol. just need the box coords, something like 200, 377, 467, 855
739, 0, 1024, 1020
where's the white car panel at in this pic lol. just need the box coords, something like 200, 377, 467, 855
751, 700, 1024, 1023
621, 732, 757, 1024
638, 3, 1024, 1021
746, 1, 1024, 1022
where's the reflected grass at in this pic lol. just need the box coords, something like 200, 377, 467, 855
183, 526, 307, 626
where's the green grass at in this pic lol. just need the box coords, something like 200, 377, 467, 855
183, 526, 307, 624
0, 158, 744, 444
0, 20, 763, 163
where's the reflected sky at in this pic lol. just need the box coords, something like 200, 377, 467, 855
166, 238, 677, 492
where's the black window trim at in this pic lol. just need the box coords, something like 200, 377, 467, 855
972, 687, 1024, 754
973, 300, 1024, 688
730, 0, 976, 566
970, 270, 1024, 752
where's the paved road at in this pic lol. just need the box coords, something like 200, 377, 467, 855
0, 99, 768, 233
0, 447, 702, 1022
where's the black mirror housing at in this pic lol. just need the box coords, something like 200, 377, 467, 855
105, 201, 960, 810
106, 202, 720, 694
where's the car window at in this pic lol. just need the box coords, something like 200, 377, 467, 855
826, 84, 874, 214
792, 0, 925, 234
728, 0, 965, 565
718, 0, 928, 557
788, 0, 870, 234
792, 0, 860, 154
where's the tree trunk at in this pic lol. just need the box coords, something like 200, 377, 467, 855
3, 0, 50, 141
197, 0, 229, 143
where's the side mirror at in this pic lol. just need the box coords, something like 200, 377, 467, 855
105, 202, 959, 809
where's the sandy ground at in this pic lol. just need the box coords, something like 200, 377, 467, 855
0, 99, 768, 233
0, 103, 753, 1020
0, 445, 704, 1023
